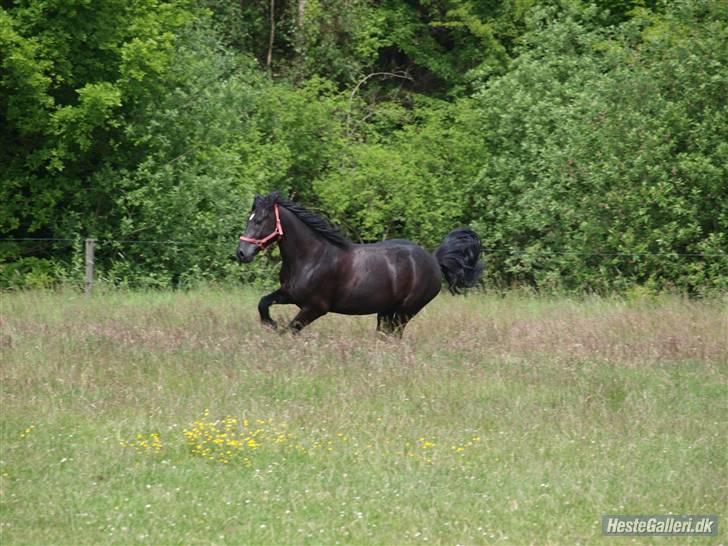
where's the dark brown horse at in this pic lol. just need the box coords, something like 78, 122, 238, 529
236, 192, 483, 336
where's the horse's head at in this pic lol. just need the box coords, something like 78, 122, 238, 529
236, 194, 283, 263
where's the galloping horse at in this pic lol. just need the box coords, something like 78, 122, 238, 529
236, 192, 483, 336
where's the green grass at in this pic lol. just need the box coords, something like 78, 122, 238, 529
1, 288, 726, 545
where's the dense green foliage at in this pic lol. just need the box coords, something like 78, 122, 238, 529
1, 0, 726, 291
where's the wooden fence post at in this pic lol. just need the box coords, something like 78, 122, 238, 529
85, 238, 95, 296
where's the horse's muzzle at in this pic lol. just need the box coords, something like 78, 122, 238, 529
236, 243, 258, 263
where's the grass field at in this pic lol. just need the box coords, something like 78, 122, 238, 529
1, 288, 726, 545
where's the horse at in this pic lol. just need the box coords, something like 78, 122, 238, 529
236, 192, 483, 336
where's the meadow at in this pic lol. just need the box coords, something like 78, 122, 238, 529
0, 288, 726, 545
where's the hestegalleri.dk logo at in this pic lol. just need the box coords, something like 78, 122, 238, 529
602, 515, 719, 536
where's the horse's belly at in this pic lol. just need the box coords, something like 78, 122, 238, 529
329, 271, 396, 314
330, 295, 393, 315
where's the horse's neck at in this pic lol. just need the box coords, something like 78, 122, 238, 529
278, 208, 338, 272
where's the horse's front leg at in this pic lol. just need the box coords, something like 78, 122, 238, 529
258, 289, 290, 329
288, 305, 327, 334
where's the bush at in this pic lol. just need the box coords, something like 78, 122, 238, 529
461, 2, 728, 291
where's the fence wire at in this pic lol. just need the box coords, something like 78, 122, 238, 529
0, 237, 725, 257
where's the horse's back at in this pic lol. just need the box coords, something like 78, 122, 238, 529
353, 239, 439, 277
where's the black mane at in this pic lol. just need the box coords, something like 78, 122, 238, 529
256, 192, 351, 248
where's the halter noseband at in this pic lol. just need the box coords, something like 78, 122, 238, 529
239, 203, 283, 250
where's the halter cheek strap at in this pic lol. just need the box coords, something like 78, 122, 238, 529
239, 203, 283, 250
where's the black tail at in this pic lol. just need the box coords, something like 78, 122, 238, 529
434, 228, 484, 294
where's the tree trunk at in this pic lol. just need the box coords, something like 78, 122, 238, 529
298, 0, 307, 25
296, 0, 307, 54
266, 0, 275, 71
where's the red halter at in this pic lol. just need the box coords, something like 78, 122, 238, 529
239, 203, 283, 250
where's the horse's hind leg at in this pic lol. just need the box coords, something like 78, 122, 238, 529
377, 312, 412, 338
377, 312, 401, 336
377, 313, 392, 335
391, 312, 414, 338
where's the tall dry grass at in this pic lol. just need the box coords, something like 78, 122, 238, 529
1, 288, 726, 544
